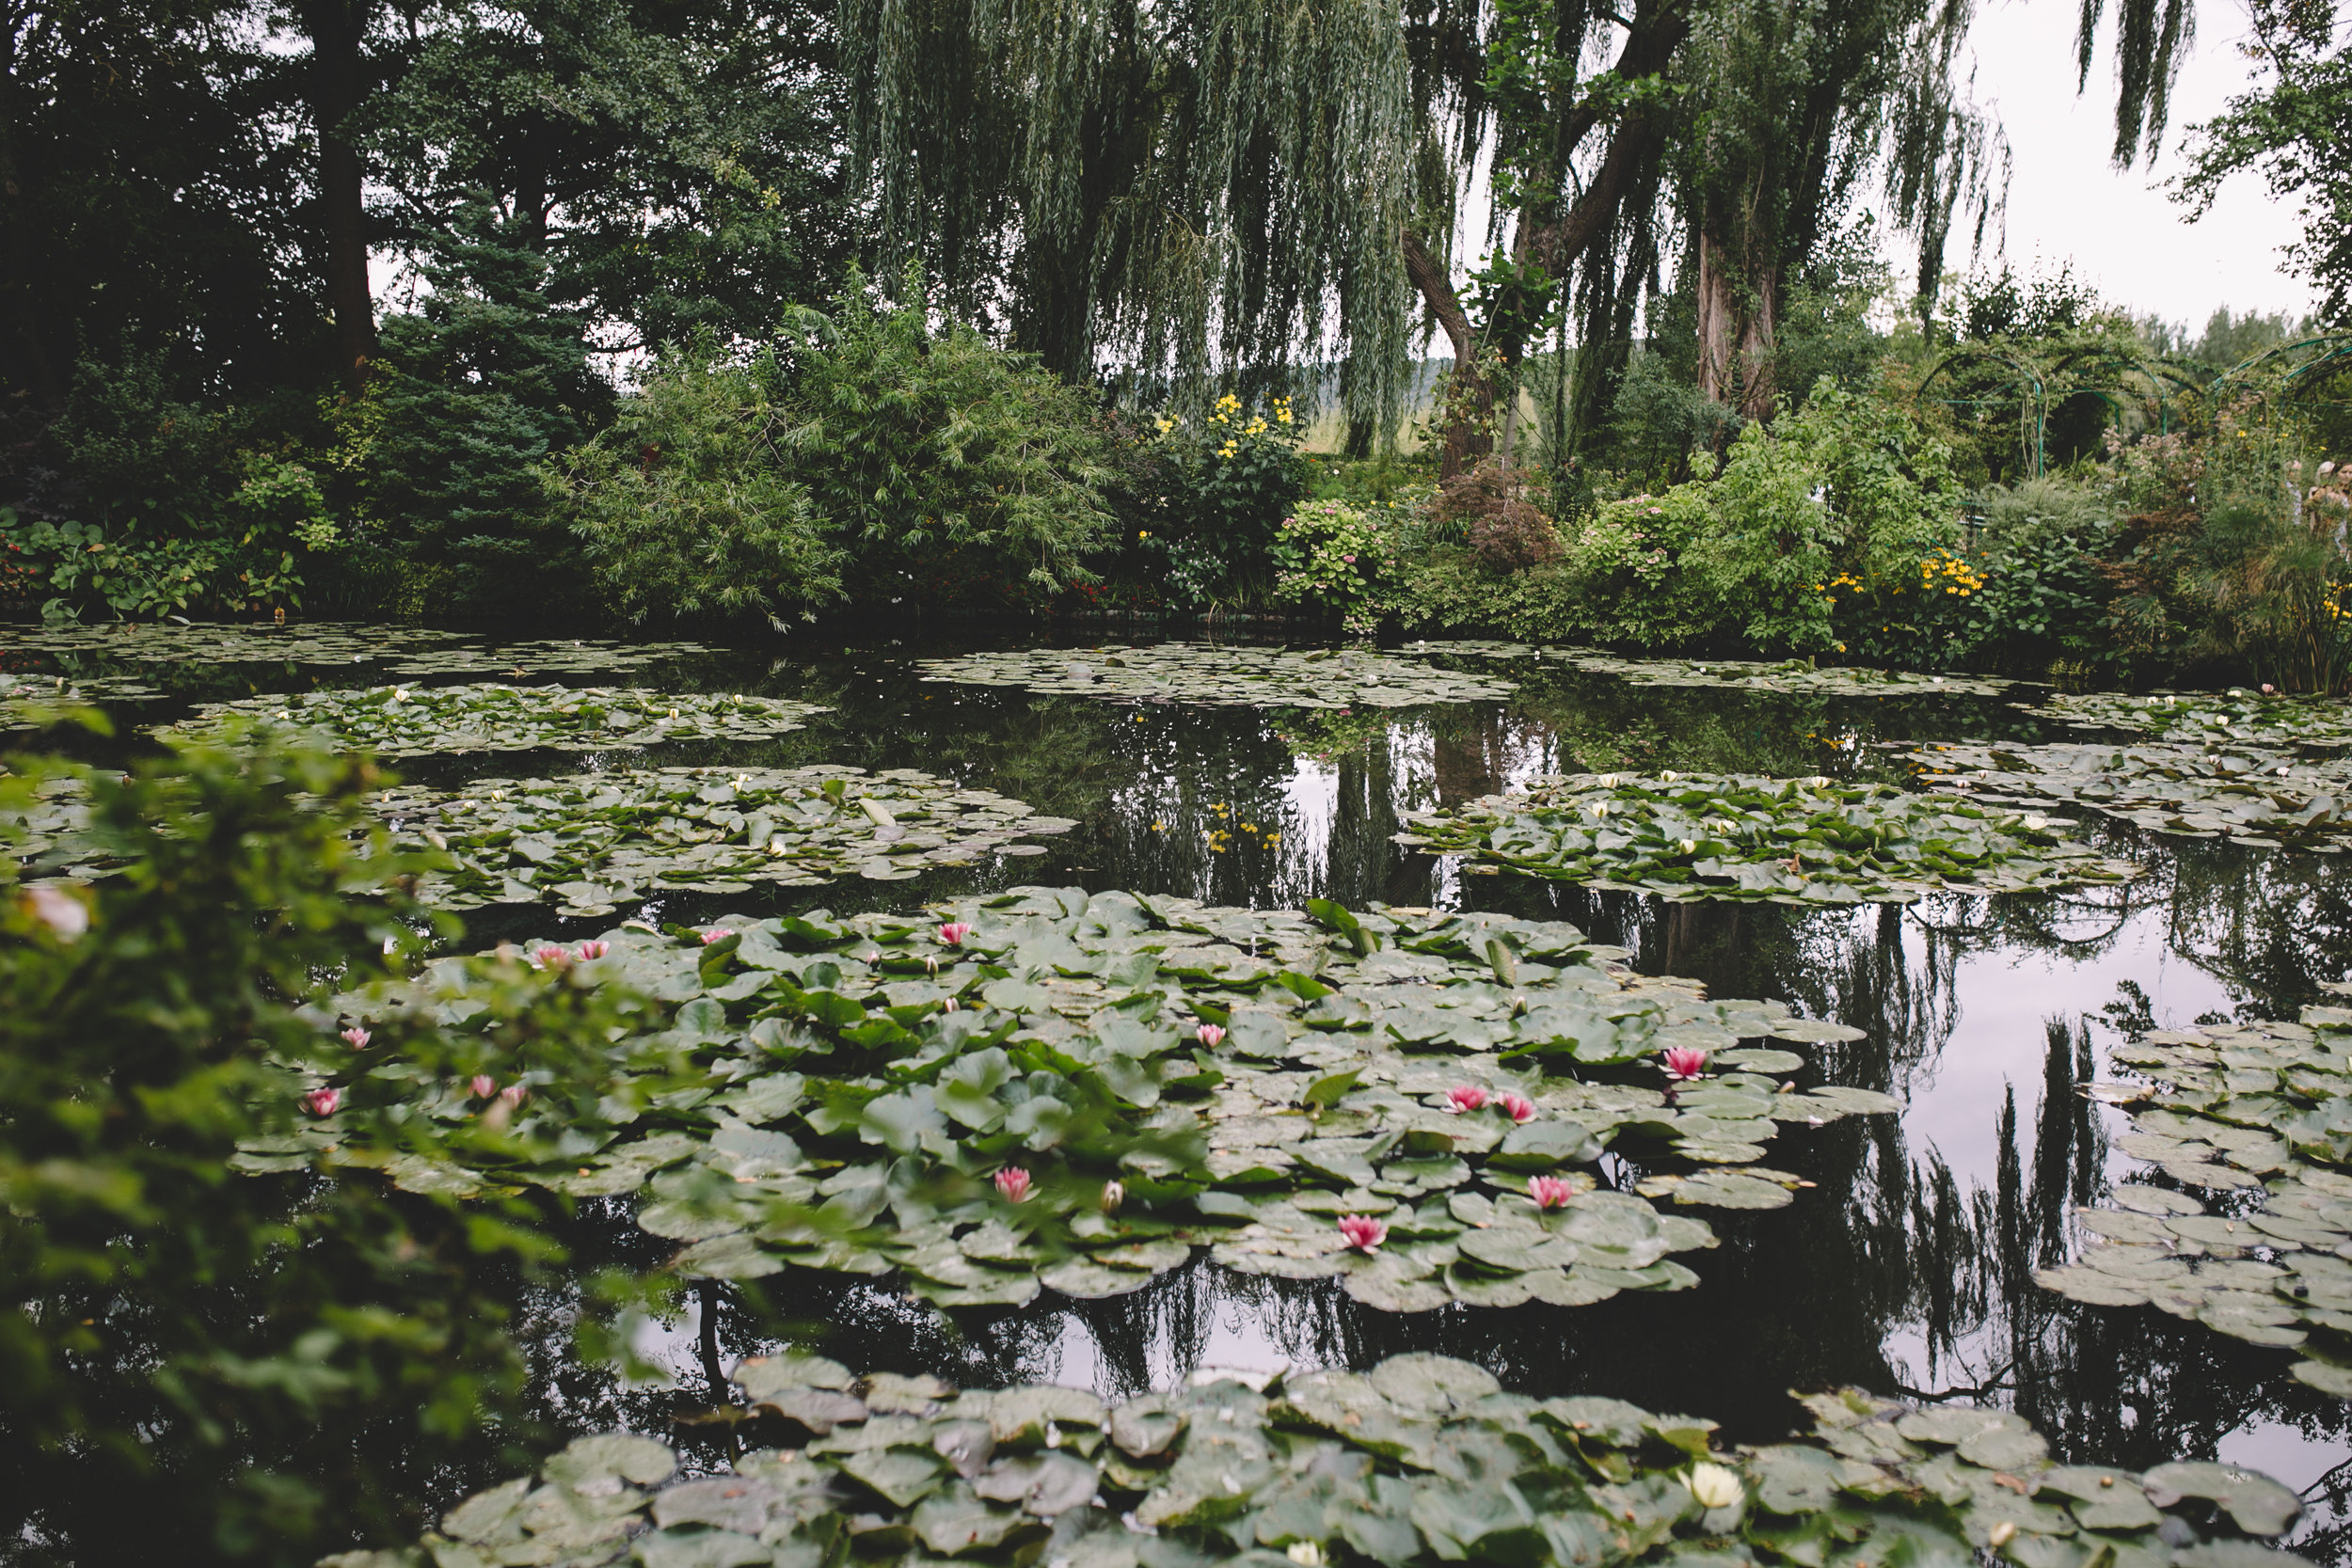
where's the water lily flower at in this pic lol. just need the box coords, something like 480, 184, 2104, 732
303, 1086, 341, 1117
531, 942, 571, 969
1287, 1544, 1323, 1567
24, 884, 89, 940
1527, 1175, 1575, 1210
942, 997, 960, 1012
1101, 1180, 1125, 1214
938, 922, 974, 946
994, 1166, 1032, 1203
1661, 1046, 1709, 1082
2264, 683, 2279, 695
1445, 1085, 1489, 1114
471, 1074, 496, 1099
1197, 1023, 1227, 1048
1499, 1093, 1535, 1123
1337, 1214, 1388, 1252
340, 1026, 371, 1049
499, 1084, 529, 1107
1684, 1463, 1743, 1510
578, 940, 610, 960
701, 927, 737, 945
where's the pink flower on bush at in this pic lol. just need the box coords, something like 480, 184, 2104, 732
1197, 1023, 1227, 1047
340, 1026, 371, 1049
303, 1086, 341, 1117
1500, 1093, 1535, 1123
578, 940, 610, 960
993, 1166, 1032, 1203
470, 1074, 497, 1099
701, 927, 737, 945
1445, 1085, 1488, 1114
938, 922, 974, 947
1661, 1046, 1709, 1082
1342, 554, 1357, 564
1527, 1175, 1576, 1210
1338, 1214, 1388, 1252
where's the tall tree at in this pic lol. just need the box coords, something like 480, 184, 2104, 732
287, 0, 381, 391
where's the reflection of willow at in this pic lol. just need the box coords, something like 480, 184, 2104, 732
2157, 834, 2352, 1022
1895, 1017, 2352, 1515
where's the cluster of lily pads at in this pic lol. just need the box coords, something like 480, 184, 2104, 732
915, 644, 1516, 709
320, 1351, 2305, 1568
167, 683, 829, 757
377, 768, 1074, 917
1421, 641, 2015, 697
1906, 740, 2352, 849
287, 889, 1888, 1314
0, 619, 718, 674
2039, 987, 2352, 1396
1392, 772, 2136, 904
2030, 689, 2352, 751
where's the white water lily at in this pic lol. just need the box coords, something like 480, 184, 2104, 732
1661, 769, 1679, 782
1596, 773, 1621, 787
1678, 838, 1696, 854
389, 688, 409, 703
1286, 1545, 1323, 1567
1806, 776, 1829, 787
2023, 815, 2048, 830
1587, 802, 1610, 818
1684, 1462, 1743, 1510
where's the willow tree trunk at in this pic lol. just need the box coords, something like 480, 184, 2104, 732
299, 0, 376, 394
1694, 228, 1778, 422
1401, 228, 1492, 479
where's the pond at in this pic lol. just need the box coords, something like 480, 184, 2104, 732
7, 622, 2351, 1564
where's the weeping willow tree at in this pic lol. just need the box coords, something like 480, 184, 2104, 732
836, 0, 1419, 433
1671, 0, 2006, 420
2075, 0, 2196, 165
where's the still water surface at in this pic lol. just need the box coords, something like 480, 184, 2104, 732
17, 626, 2352, 1557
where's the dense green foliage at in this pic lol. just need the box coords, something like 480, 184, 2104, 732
0, 732, 681, 1565
563, 284, 1116, 621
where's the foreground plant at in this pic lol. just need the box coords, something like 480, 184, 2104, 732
0, 733, 668, 1565
326, 1351, 2304, 1568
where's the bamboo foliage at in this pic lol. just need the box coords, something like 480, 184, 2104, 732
839, 0, 1416, 434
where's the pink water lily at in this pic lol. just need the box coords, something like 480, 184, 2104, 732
1661, 1046, 1709, 1082
303, 1086, 341, 1117
499, 1084, 529, 1108
701, 927, 738, 945
1337, 1214, 1388, 1252
938, 922, 974, 946
532, 943, 571, 969
1197, 1023, 1227, 1048
1445, 1085, 1489, 1114
578, 940, 610, 960
1527, 1175, 1576, 1210
993, 1166, 1032, 1202
340, 1026, 371, 1049
470, 1074, 497, 1099
1500, 1093, 1535, 1123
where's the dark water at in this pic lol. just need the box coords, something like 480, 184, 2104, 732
14, 626, 2352, 1560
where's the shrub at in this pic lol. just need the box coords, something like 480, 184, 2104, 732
1111, 392, 1309, 610
1432, 459, 1564, 571
1269, 498, 1392, 634
559, 341, 841, 625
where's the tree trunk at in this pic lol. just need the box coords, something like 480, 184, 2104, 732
300, 0, 375, 394
0, 1, 55, 401
1694, 227, 1780, 421
1401, 227, 1491, 479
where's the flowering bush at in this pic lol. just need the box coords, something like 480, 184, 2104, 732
1270, 498, 1391, 633
1113, 392, 1310, 610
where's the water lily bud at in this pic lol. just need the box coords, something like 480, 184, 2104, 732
1684, 1462, 1742, 1510
1101, 1180, 1125, 1214
1988, 1521, 2017, 1549
1287, 1545, 1324, 1567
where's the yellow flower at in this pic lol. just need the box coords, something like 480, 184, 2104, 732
1138, 530, 1150, 538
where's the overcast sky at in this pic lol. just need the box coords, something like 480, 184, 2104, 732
1961, 0, 2312, 327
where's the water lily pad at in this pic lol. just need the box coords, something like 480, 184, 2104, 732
167, 681, 826, 756
917, 642, 1515, 708
1907, 739, 2352, 848
1395, 771, 2134, 903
